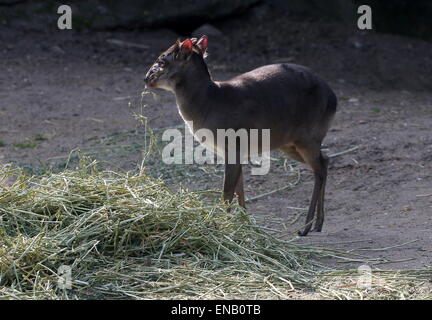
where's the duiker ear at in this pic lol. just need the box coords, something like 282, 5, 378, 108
196, 35, 208, 56
175, 39, 193, 60
180, 39, 193, 55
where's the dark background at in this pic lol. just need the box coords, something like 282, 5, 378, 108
1, 0, 432, 39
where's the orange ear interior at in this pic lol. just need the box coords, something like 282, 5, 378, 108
180, 39, 193, 52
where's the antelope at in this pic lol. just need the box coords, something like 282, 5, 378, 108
144, 36, 337, 236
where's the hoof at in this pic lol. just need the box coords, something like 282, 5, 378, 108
298, 230, 309, 237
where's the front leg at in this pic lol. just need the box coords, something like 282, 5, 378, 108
235, 166, 246, 208
223, 163, 242, 206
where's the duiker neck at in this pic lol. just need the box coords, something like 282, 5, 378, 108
173, 57, 215, 122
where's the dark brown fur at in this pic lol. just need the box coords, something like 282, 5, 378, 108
145, 37, 337, 236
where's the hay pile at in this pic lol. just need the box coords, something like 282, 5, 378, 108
1, 156, 430, 299
0, 157, 329, 299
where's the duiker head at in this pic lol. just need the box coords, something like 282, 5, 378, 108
144, 36, 209, 91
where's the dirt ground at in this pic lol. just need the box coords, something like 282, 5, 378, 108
1, 10, 431, 270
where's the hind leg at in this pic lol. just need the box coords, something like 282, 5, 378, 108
294, 142, 327, 236
313, 153, 328, 232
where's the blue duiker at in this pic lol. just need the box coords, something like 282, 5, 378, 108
144, 36, 337, 236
